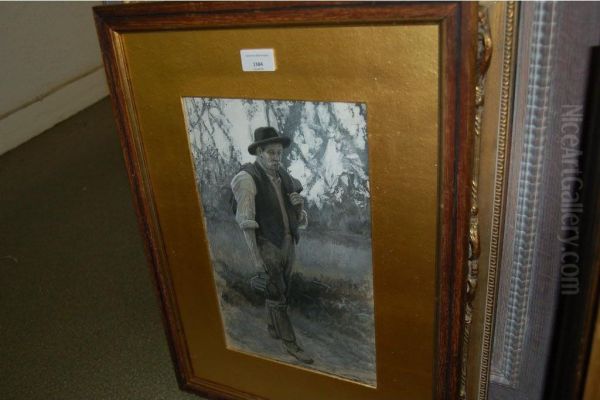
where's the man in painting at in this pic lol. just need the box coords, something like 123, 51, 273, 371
230, 126, 313, 364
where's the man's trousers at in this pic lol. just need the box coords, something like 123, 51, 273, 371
257, 234, 296, 343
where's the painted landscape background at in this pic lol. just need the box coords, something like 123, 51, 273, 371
182, 97, 376, 385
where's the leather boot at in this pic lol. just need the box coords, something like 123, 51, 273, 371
283, 340, 314, 364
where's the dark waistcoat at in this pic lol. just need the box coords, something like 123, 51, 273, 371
241, 162, 302, 248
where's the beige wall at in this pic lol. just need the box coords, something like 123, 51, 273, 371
0, 2, 108, 154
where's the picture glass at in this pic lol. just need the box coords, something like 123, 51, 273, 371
182, 97, 376, 386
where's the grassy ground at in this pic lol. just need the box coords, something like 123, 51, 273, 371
204, 217, 377, 386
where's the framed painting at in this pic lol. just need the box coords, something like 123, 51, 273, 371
94, 2, 479, 399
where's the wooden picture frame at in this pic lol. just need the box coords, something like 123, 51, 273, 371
93, 2, 478, 399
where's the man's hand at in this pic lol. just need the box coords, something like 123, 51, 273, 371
288, 192, 304, 209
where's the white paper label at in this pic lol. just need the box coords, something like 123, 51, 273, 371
240, 49, 276, 72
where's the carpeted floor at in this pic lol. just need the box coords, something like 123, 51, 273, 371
0, 98, 203, 399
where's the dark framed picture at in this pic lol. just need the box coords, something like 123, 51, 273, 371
94, 2, 478, 399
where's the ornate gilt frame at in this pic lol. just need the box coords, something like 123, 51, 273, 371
460, 2, 520, 399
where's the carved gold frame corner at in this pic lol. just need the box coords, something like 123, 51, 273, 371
461, 2, 519, 399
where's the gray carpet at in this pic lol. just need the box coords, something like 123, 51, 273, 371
0, 98, 203, 399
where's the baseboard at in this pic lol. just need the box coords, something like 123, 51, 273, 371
0, 67, 109, 155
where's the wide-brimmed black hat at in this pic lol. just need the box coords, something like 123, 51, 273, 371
248, 127, 291, 155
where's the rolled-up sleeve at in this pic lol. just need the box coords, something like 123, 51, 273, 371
231, 171, 259, 230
